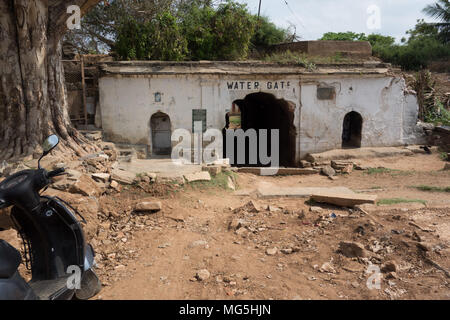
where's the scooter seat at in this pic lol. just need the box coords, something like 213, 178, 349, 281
0, 240, 21, 278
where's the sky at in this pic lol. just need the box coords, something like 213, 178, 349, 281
236, 0, 439, 42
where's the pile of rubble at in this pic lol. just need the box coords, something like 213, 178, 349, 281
228, 200, 308, 254
0, 137, 170, 286
226, 199, 449, 299
90, 195, 164, 286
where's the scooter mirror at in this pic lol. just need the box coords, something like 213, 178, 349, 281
42, 135, 60, 155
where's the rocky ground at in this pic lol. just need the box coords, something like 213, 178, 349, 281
0, 138, 449, 300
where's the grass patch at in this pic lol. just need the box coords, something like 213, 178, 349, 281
440, 152, 449, 161
262, 50, 357, 70
411, 185, 450, 193
188, 171, 238, 191
424, 100, 450, 127
366, 168, 393, 175
377, 198, 427, 206
262, 51, 316, 70
365, 167, 414, 176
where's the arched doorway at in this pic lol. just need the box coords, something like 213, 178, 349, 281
342, 111, 363, 148
223, 93, 296, 167
151, 112, 171, 156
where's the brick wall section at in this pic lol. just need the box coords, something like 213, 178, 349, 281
271, 41, 372, 57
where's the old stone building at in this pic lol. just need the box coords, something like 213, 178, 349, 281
97, 60, 422, 166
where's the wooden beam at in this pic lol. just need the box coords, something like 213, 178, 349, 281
80, 55, 88, 126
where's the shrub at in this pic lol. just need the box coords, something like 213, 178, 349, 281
114, 12, 187, 61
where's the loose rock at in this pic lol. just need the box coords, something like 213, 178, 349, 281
381, 261, 398, 273
281, 248, 293, 255
69, 174, 102, 197
196, 269, 210, 281
110, 180, 122, 192
321, 165, 336, 177
319, 262, 336, 274
266, 247, 278, 256
202, 165, 222, 176
227, 177, 236, 191
134, 201, 162, 213
111, 169, 136, 185
339, 241, 367, 258
229, 218, 244, 231
91, 173, 111, 183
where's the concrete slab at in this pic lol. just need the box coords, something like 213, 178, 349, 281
306, 147, 414, 162
311, 192, 377, 207
257, 186, 355, 199
238, 167, 319, 176
184, 171, 211, 182
117, 159, 202, 179
233, 189, 255, 197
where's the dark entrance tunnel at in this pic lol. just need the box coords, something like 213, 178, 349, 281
223, 92, 296, 167
342, 111, 363, 149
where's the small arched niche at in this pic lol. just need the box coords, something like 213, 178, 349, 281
342, 111, 363, 149
150, 112, 172, 156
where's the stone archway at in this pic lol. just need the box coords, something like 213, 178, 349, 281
342, 111, 363, 148
223, 92, 296, 167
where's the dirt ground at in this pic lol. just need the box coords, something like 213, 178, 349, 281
1, 153, 449, 300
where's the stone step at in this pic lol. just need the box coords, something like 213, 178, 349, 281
311, 191, 377, 207
306, 147, 415, 163
257, 186, 355, 199
238, 167, 319, 176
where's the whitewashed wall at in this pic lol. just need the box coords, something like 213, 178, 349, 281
99, 76, 301, 153
99, 74, 420, 161
298, 77, 418, 157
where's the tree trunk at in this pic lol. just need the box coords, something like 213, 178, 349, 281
0, 0, 101, 161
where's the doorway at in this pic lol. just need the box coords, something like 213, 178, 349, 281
223, 92, 296, 167
151, 112, 172, 156
342, 111, 363, 148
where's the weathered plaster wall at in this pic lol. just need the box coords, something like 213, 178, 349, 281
100, 75, 301, 156
100, 73, 421, 161
403, 91, 427, 145
299, 77, 417, 157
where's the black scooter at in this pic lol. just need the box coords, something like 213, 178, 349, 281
0, 135, 101, 300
